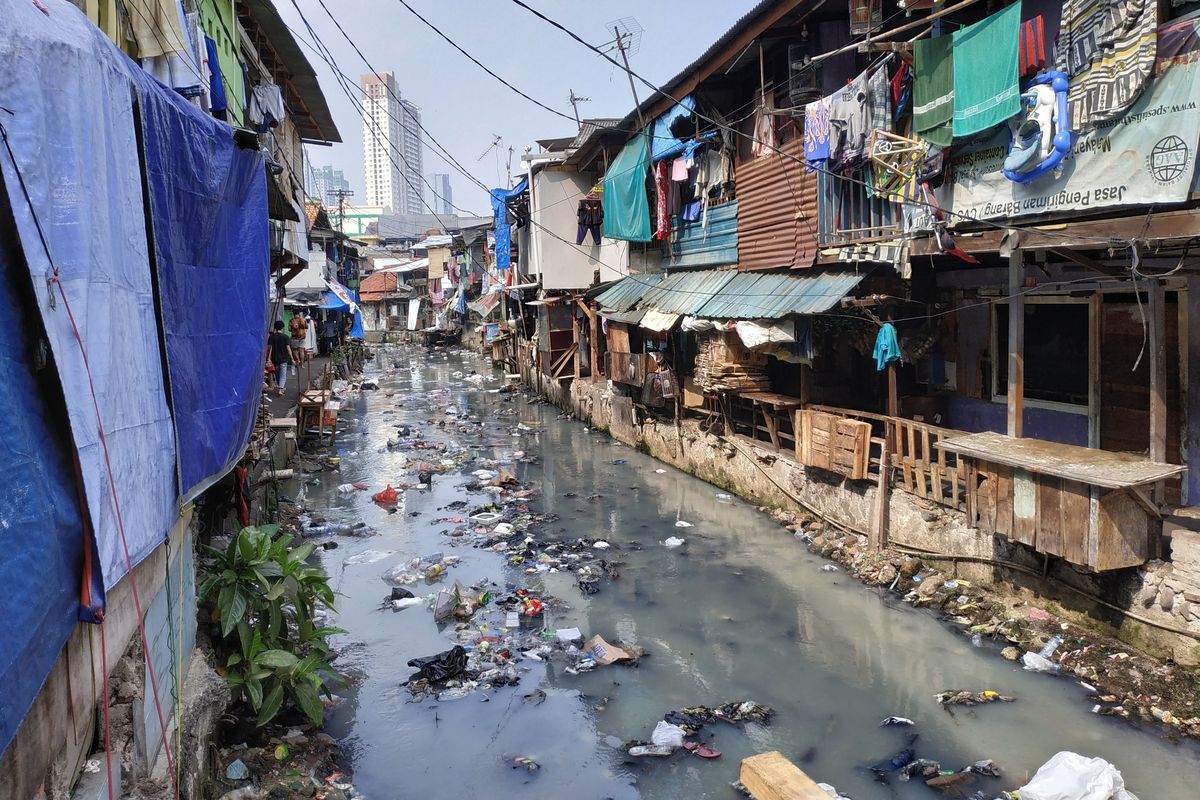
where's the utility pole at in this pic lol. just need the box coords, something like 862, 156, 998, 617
568, 90, 590, 129
328, 188, 355, 235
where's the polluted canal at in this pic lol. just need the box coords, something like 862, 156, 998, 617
295, 346, 1200, 799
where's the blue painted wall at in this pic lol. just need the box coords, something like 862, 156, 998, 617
945, 396, 1089, 446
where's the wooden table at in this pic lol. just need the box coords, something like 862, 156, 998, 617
736, 391, 803, 450
297, 389, 335, 444
937, 432, 1187, 571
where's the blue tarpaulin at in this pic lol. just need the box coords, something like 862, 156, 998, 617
603, 133, 652, 242
133, 65, 268, 502
0, 0, 179, 590
350, 291, 365, 338
0, 213, 89, 758
490, 178, 528, 272
321, 290, 352, 310
650, 95, 696, 162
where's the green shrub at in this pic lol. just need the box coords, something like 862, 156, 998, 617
198, 525, 343, 726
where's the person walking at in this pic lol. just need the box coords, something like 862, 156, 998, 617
267, 320, 296, 396
288, 310, 309, 364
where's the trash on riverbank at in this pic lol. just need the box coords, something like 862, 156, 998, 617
1018, 751, 1140, 800
663, 536, 686, 548
406, 645, 468, 683
583, 634, 643, 666
936, 689, 1015, 706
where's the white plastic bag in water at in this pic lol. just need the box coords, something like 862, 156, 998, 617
650, 721, 685, 749
1019, 752, 1140, 800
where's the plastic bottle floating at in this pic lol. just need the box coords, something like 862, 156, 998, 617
1003, 71, 1072, 184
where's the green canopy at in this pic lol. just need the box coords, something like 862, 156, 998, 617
603, 131, 652, 242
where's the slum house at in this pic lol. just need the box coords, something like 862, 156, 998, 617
360, 261, 420, 333
412, 231, 487, 342
495, 121, 639, 381
0, 1, 340, 797
535, 0, 1200, 656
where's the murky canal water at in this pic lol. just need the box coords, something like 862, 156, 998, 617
298, 346, 1200, 799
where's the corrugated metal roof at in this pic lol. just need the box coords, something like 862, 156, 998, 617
640, 310, 681, 332
670, 200, 739, 269
696, 271, 866, 320
601, 308, 647, 326
736, 137, 818, 271
639, 270, 736, 315
594, 273, 663, 312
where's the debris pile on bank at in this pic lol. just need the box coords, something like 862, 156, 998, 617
766, 506, 1200, 739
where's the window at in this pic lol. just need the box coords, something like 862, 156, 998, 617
993, 297, 1090, 409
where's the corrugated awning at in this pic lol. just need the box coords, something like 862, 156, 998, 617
601, 308, 646, 326
468, 292, 500, 318
640, 310, 681, 332
594, 273, 663, 312
595, 268, 866, 321
695, 270, 866, 319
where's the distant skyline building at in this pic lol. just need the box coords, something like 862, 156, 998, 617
429, 173, 453, 214
360, 71, 424, 214
308, 164, 350, 203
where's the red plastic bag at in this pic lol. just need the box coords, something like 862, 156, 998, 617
522, 598, 544, 617
373, 484, 399, 505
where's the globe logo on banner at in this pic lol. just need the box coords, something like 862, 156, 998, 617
1148, 135, 1190, 184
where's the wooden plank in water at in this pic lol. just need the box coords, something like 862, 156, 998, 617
740, 751, 832, 800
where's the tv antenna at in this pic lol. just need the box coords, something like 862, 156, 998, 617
599, 17, 643, 58
477, 134, 503, 161
567, 90, 590, 128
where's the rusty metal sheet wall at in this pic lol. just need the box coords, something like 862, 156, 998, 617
735, 137, 818, 271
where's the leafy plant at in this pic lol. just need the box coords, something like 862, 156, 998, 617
199, 525, 343, 726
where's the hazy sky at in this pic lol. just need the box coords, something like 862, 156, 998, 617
278, 0, 753, 214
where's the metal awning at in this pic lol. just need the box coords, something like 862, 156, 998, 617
468, 292, 501, 318
695, 271, 866, 319
595, 268, 866, 322
601, 308, 647, 326
640, 310, 681, 332
594, 273, 664, 312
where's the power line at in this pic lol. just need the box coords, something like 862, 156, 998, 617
284, 0, 1149, 316
503, 0, 1131, 250
287, 0, 456, 230
386, 0, 576, 123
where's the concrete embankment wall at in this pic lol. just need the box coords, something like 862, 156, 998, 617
543, 375, 1200, 666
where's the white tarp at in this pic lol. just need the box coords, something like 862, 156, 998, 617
944, 28, 1200, 223
0, 0, 178, 588
407, 298, 422, 330
736, 319, 796, 349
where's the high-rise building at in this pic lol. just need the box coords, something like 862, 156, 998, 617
429, 173, 453, 214
361, 72, 424, 214
308, 164, 350, 203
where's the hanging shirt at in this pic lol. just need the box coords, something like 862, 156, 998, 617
671, 157, 689, 181
828, 71, 870, 169
873, 323, 901, 371
803, 97, 832, 169
867, 62, 892, 137
1059, 0, 1157, 130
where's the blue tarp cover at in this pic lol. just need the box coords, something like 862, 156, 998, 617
490, 178, 528, 271
650, 95, 696, 162
603, 133, 652, 242
134, 66, 268, 502
0, 0, 179, 590
0, 216, 87, 758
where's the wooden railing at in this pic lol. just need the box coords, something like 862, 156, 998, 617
806, 404, 966, 511
892, 417, 967, 511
